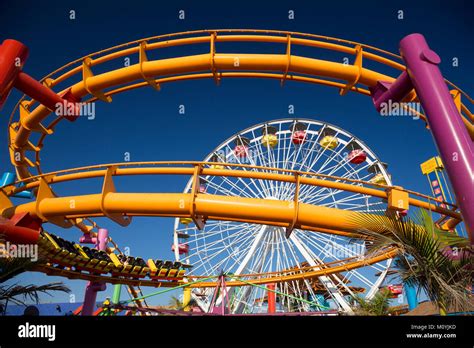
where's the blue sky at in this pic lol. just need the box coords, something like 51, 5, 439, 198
0, 0, 472, 308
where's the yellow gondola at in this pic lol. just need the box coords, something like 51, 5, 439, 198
319, 128, 339, 150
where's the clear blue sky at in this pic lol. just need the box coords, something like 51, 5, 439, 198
0, 0, 472, 307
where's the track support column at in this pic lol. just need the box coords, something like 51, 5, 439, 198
183, 287, 192, 312
81, 228, 108, 316
404, 284, 418, 311
267, 283, 276, 313
371, 33, 474, 243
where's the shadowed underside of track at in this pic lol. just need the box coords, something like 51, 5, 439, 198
0, 162, 461, 287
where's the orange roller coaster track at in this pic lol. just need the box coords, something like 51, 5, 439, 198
0, 162, 461, 232
7, 30, 473, 181
0, 30, 471, 308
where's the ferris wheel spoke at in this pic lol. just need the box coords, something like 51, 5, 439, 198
188, 223, 253, 245
232, 232, 272, 312
249, 138, 277, 196
307, 232, 386, 273
280, 232, 315, 310
205, 178, 253, 198
191, 234, 256, 275
189, 226, 258, 273
223, 143, 270, 197
243, 142, 275, 195
277, 130, 320, 198
288, 232, 347, 310
314, 138, 350, 174
342, 201, 386, 212
176, 119, 393, 313
320, 159, 371, 182
315, 192, 370, 208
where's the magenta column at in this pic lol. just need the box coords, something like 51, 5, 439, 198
399, 34, 474, 243
81, 228, 108, 316
371, 35, 474, 242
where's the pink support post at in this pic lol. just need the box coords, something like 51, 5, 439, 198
371, 34, 474, 244
81, 228, 108, 316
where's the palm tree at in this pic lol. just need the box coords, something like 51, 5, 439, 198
168, 295, 198, 311
0, 239, 70, 315
352, 288, 394, 316
353, 209, 472, 315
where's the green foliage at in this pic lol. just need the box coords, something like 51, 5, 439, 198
353, 289, 394, 316
0, 236, 70, 314
352, 209, 472, 314
168, 295, 198, 310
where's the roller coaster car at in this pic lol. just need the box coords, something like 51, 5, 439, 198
94, 252, 110, 271
81, 247, 99, 268
145, 259, 157, 276
166, 261, 182, 278
73, 244, 90, 259
108, 253, 122, 267
103, 260, 117, 273
41, 232, 61, 254
119, 256, 134, 274
173, 261, 182, 268
130, 257, 147, 275
152, 260, 172, 278
97, 250, 111, 262
50, 239, 73, 261
136, 258, 147, 267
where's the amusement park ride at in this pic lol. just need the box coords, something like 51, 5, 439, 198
0, 30, 472, 316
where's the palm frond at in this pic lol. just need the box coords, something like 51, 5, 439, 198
353, 289, 394, 316
0, 282, 70, 306
350, 209, 472, 314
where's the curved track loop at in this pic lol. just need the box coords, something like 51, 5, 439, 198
33, 247, 399, 288
30, 225, 397, 289
2, 160, 457, 288
0, 162, 461, 231
7, 30, 473, 180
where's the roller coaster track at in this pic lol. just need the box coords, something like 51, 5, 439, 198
0, 161, 460, 288
32, 227, 398, 288
0, 162, 462, 224
0, 30, 470, 295
6, 29, 473, 181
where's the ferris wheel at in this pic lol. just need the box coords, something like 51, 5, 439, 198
173, 118, 394, 314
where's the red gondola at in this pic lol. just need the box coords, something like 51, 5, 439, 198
290, 122, 307, 145
347, 142, 366, 164
171, 243, 189, 255
234, 136, 250, 158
